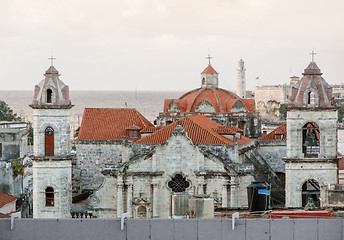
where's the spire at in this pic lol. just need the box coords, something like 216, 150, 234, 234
45, 55, 59, 75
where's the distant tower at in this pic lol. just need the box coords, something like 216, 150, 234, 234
237, 59, 246, 98
30, 58, 73, 218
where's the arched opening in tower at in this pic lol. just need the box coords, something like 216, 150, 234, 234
301, 179, 320, 207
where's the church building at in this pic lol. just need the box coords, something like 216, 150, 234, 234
156, 62, 261, 138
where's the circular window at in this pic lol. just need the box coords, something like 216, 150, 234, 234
45, 127, 54, 136
168, 174, 190, 193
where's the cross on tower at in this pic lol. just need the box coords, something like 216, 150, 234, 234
206, 54, 213, 65
309, 50, 317, 62
48, 55, 56, 66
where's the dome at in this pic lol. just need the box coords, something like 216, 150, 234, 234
164, 87, 255, 113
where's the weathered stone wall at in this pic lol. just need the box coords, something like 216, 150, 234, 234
32, 159, 72, 218
75, 142, 130, 191
257, 143, 286, 173
287, 109, 338, 159
285, 161, 338, 207
32, 109, 71, 157
255, 85, 291, 121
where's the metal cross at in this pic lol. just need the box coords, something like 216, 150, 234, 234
309, 50, 317, 62
206, 53, 213, 65
48, 55, 56, 66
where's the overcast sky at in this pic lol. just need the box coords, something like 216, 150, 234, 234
0, 0, 343, 92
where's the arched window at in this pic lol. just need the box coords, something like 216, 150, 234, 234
45, 187, 54, 206
307, 91, 315, 105
302, 179, 320, 207
137, 206, 147, 219
47, 89, 53, 103
168, 174, 190, 193
302, 122, 320, 158
45, 127, 54, 156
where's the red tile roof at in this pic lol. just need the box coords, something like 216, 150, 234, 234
201, 65, 218, 74
260, 122, 287, 142
0, 192, 17, 208
132, 115, 253, 145
163, 88, 255, 114
77, 108, 154, 141
140, 126, 163, 134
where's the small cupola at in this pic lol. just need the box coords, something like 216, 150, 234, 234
201, 54, 219, 88
31, 57, 72, 108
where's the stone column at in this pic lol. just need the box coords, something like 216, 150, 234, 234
230, 176, 239, 208
117, 175, 124, 217
222, 179, 229, 208
126, 177, 133, 217
152, 179, 160, 218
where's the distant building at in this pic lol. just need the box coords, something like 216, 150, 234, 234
0, 121, 28, 195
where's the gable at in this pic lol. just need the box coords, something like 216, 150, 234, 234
126, 133, 228, 175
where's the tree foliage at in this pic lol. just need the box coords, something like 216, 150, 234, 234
335, 99, 344, 123
0, 100, 21, 121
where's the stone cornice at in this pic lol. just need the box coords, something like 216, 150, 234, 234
283, 157, 338, 163
29, 104, 74, 109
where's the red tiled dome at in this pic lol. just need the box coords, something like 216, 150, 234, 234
163, 87, 255, 113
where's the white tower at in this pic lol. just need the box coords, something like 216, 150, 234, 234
30, 59, 73, 218
237, 59, 246, 98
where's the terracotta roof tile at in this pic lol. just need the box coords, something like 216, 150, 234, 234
0, 192, 17, 208
133, 115, 253, 145
140, 126, 163, 134
77, 108, 154, 141
260, 122, 287, 142
201, 65, 218, 74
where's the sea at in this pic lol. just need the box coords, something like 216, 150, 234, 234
0, 90, 184, 133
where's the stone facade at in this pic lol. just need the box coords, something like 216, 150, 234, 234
87, 127, 254, 218
32, 159, 72, 218
32, 109, 71, 157
255, 84, 292, 121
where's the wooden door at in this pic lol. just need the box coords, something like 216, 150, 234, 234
45, 127, 54, 156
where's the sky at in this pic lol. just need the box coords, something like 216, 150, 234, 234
0, 0, 343, 92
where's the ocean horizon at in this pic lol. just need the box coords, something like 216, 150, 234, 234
0, 90, 184, 134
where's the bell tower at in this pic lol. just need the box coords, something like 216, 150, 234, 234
30, 58, 73, 218
284, 57, 338, 208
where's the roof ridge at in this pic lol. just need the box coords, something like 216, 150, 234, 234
186, 116, 232, 145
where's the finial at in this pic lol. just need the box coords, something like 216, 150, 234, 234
48, 55, 56, 66
206, 53, 213, 65
309, 50, 317, 62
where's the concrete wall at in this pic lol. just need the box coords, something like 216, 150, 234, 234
0, 218, 343, 240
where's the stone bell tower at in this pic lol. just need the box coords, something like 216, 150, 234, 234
30, 58, 73, 218
284, 56, 338, 208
